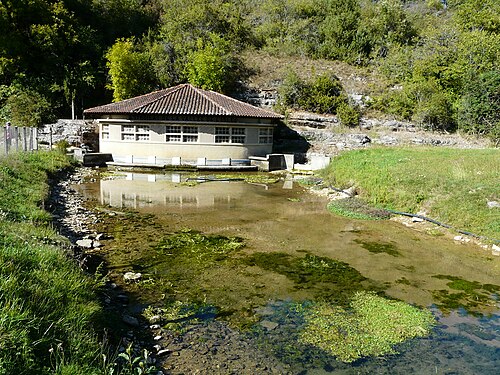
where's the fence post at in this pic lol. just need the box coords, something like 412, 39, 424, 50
3, 126, 7, 155
33, 128, 38, 150
22, 127, 27, 151
14, 126, 19, 151
49, 126, 53, 149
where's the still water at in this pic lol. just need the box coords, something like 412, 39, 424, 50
78, 171, 499, 374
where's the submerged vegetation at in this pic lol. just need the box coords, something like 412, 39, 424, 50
431, 275, 500, 314
322, 147, 500, 239
156, 229, 245, 266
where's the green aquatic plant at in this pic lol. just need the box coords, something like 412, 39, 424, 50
156, 229, 245, 265
431, 275, 500, 313
354, 239, 401, 257
297, 292, 435, 363
243, 252, 374, 303
143, 301, 216, 333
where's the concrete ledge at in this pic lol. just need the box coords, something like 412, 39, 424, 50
74, 151, 113, 167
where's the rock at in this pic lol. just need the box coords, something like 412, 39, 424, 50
343, 186, 357, 196
76, 239, 93, 248
92, 241, 102, 248
492, 244, 500, 252
150, 324, 161, 330
487, 201, 500, 208
157, 349, 171, 356
412, 217, 424, 223
154, 335, 162, 341
453, 235, 464, 242
122, 315, 139, 327
260, 320, 279, 331
148, 315, 162, 324
123, 272, 142, 282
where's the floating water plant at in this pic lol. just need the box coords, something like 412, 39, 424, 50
297, 292, 435, 363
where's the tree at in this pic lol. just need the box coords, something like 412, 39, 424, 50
106, 38, 156, 101
185, 34, 235, 92
3, 88, 54, 127
457, 70, 500, 144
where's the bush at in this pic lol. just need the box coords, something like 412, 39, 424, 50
337, 101, 361, 127
457, 70, 500, 145
278, 72, 347, 114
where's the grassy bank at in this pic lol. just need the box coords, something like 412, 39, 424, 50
0, 152, 105, 374
321, 147, 500, 240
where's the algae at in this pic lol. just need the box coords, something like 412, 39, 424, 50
328, 198, 392, 220
242, 252, 376, 303
354, 239, 401, 257
431, 275, 500, 313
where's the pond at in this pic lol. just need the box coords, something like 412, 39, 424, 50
77, 171, 499, 374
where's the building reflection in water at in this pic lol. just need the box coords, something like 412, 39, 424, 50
99, 172, 276, 210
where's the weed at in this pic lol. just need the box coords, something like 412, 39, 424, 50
328, 198, 392, 220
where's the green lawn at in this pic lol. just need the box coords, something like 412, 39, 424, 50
321, 147, 500, 240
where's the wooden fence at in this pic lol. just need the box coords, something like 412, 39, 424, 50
0, 126, 38, 155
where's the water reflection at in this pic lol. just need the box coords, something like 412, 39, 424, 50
99, 172, 261, 209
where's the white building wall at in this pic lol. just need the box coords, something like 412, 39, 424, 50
99, 122, 274, 163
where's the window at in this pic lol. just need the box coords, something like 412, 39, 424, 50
121, 125, 150, 141
259, 128, 273, 144
215, 127, 246, 143
102, 124, 110, 139
165, 125, 198, 143
122, 133, 135, 141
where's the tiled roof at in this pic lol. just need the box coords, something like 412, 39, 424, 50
84, 84, 282, 119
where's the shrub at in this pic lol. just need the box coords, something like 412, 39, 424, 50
278, 72, 347, 114
337, 101, 361, 127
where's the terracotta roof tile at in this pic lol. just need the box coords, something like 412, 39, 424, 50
84, 84, 282, 119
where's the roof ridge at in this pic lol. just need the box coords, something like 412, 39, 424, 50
130, 85, 186, 113
192, 85, 232, 116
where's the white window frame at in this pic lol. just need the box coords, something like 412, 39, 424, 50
165, 125, 199, 143
121, 125, 150, 141
259, 128, 273, 144
215, 127, 246, 144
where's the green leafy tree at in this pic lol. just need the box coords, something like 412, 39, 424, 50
3, 88, 54, 127
337, 102, 361, 128
185, 34, 235, 92
457, 71, 500, 144
106, 38, 156, 101
300, 73, 346, 114
253, 0, 323, 56
317, 0, 362, 62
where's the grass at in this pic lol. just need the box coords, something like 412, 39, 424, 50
321, 147, 500, 240
0, 151, 107, 374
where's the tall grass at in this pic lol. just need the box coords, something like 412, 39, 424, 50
0, 151, 105, 374
322, 147, 500, 239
